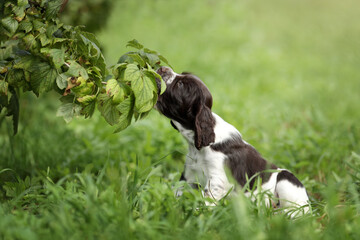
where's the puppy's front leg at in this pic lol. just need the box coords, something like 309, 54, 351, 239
203, 171, 233, 204
174, 171, 202, 197
175, 155, 203, 197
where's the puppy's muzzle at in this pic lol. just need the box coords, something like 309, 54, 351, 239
156, 66, 174, 84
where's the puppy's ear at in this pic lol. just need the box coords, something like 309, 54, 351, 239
194, 105, 215, 150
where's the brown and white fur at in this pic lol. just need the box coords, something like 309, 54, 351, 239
155, 66, 310, 216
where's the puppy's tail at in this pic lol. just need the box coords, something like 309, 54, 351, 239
275, 170, 310, 218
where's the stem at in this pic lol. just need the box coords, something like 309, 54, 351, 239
60, 0, 69, 13
0, 108, 7, 127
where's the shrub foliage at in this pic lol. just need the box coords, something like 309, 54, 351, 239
0, 0, 169, 134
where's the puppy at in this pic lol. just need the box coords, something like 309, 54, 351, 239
155, 66, 309, 215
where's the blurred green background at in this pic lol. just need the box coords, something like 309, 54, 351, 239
1, 0, 360, 239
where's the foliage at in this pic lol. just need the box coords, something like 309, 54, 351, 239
0, 0, 169, 134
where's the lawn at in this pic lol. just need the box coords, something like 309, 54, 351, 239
1, 0, 360, 239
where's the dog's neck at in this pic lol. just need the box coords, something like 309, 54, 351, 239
171, 120, 195, 145
172, 112, 242, 149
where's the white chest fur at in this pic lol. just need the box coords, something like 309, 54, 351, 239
172, 113, 235, 199
184, 144, 233, 199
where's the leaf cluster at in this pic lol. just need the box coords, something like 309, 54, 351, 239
99, 40, 169, 132
0, 0, 169, 134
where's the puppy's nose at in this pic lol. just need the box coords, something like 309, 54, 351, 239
156, 66, 171, 75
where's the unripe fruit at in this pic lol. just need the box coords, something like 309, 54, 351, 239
80, 83, 93, 95
70, 77, 95, 97
74, 76, 86, 88
77, 95, 96, 104
0, 66, 8, 74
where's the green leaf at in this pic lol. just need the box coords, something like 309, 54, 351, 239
160, 77, 166, 95
140, 50, 160, 67
97, 94, 120, 126
72, 31, 106, 76
32, 20, 45, 32
106, 79, 125, 104
87, 66, 103, 85
126, 39, 144, 50
139, 110, 151, 120
56, 103, 82, 123
0, 44, 13, 60
79, 33, 101, 59
12, 4, 26, 21
144, 63, 166, 94
39, 33, 51, 46
124, 64, 156, 112
18, 19, 33, 33
116, 94, 134, 114
45, 0, 63, 19
124, 64, 141, 82
0, 62, 7, 74
30, 61, 57, 95
146, 53, 160, 67
114, 113, 132, 133
67, 60, 89, 80
143, 48, 158, 54
14, 55, 39, 70
0, 80, 9, 95
7, 69, 25, 87
40, 48, 65, 68
81, 100, 96, 118
48, 48, 65, 68
13, 31, 26, 39
79, 32, 101, 48
111, 63, 127, 79
114, 95, 135, 132
127, 53, 145, 67
118, 52, 135, 64
133, 75, 156, 112
1, 17, 18, 35
23, 34, 38, 49
53, 38, 68, 44
46, 23, 59, 38
18, 0, 28, 6
56, 73, 68, 89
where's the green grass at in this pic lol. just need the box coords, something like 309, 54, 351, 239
1, 0, 360, 239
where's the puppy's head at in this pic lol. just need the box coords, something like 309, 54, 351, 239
156, 66, 215, 149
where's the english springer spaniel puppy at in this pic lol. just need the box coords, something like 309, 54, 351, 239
155, 66, 309, 216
